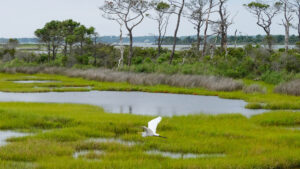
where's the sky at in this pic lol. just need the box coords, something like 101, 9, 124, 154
0, 0, 298, 38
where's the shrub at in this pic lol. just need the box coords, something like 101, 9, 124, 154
243, 84, 266, 94
274, 79, 300, 96
261, 71, 283, 84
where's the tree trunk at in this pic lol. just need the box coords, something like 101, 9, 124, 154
219, 1, 225, 53
47, 43, 51, 62
196, 23, 201, 52
69, 44, 73, 56
64, 42, 68, 56
118, 25, 124, 69
52, 46, 56, 60
234, 30, 238, 48
298, 8, 300, 41
202, 0, 213, 57
266, 34, 272, 51
128, 30, 133, 66
169, 0, 185, 64
285, 25, 289, 52
157, 22, 162, 57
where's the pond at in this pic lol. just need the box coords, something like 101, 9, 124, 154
13, 80, 61, 84
87, 137, 137, 146
146, 150, 226, 159
0, 131, 29, 147
0, 91, 266, 117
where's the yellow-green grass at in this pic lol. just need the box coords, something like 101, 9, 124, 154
0, 102, 299, 169
0, 73, 299, 110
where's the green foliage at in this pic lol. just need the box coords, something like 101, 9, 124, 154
0, 101, 299, 169
155, 2, 170, 11
76, 54, 90, 65
35, 19, 95, 63
261, 71, 284, 84
246, 2, 270, 9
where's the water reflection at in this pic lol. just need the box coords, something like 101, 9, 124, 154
0, 91, 267, 117
146, 150, 226, 159
87, 138, 137, 146
13, 80, 61, 84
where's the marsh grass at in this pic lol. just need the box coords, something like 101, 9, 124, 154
0, 73, 299, 110
243, 84, 266, 94
0, 102, 299, 169
0, 67, 243, 91
275, 79, 300, 96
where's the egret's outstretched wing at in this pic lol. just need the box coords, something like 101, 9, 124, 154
148, 116, 162, 134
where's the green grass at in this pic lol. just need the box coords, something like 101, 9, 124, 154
0, 102, 299, 169
0, 73, 299, 110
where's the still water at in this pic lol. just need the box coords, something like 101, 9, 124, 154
0, 91, 266, 117
0, 131, 29, 147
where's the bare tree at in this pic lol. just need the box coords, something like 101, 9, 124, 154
202, 0, 216, 57
100, 3, 124, 68
149, 1, 173, 57
210, 0, 233, 55
217, 0, 228, 53
234, 29, 238, 48
118, 22, 125, 69
293, 0, 300, 40
280, 0, 294, 52
168, 0, 185, 64
186, 0, 208, 53
244, 1, 282, 51
100, 0, 149, 66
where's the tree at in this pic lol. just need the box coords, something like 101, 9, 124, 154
186, 0, 207, 53
280, 0, 294, 52
6, 39, 19, 49
100, 0, 149, 66
100, 3, 125, 68
202, 0, 216, 57
217, 0, 231, 54
35, 28, 51, 61
35, 21, 64, 60
149, 1, 172, 57
74, 25, 95, 55
293, 0, 300, 40
168, 0, 185, 64
244, 1, 282, 51
61, 19, 80, 57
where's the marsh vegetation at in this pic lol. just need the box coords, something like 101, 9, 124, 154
0, 102, 299, 169
0, 0, 299, 168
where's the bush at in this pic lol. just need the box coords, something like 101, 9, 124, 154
132, 56, 143, 65
243, 84, 266, 94
261, 71, 284, 84
274, 79, 300, 96
76, 54, 89, 65
144, 57, 152, 64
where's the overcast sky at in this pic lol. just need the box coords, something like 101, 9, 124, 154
0, 0, 298, 38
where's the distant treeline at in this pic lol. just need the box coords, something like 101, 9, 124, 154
162, 35, 299, 45
0, 38, 38, 44
0, 35, 299, 45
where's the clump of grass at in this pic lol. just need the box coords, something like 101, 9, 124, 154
1, 67, 243, 91
251, 111, 300, 126
243, 84, 266, 94
274, 79, 300, 96
245, 103, 264, 109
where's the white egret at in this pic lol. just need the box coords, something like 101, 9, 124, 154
142, 116, 166, 138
